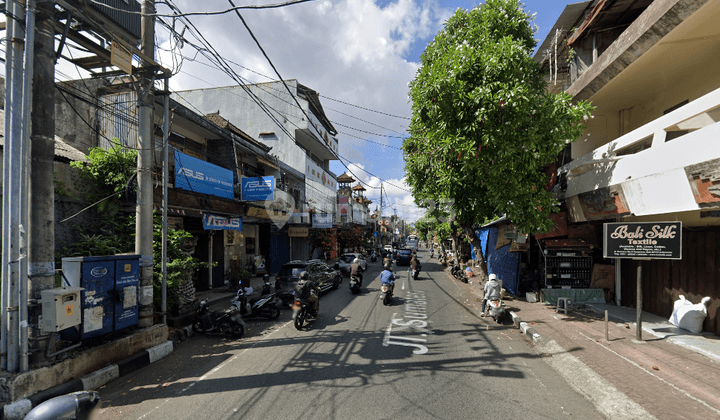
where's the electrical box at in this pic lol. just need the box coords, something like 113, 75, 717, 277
61, 255, 140, 339
41, 287, 83, 332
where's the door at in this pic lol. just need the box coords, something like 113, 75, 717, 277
80, 260, 115, 339
269, 233, 290, 274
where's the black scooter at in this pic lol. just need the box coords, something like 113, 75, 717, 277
349, 268, 363, 294
451, 261, 467, 283
192, 298, 246, 338
231, 288, 281, 320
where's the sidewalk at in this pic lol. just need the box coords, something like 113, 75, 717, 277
461, 272, 720, 420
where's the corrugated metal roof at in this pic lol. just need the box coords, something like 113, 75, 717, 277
534, 1, 592, 64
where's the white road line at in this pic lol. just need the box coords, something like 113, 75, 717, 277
579, 331, 720, 416
137, 321, 293, 419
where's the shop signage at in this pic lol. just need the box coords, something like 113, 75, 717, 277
174, 151, 234, 199
339, 203, 349, 215
241, 176, 275, 201
289, 227, 309, 237
202, 213, 243, 231
312, 213, 333, 229
603, 221, 682, 260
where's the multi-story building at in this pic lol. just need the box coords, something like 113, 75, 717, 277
536, 0, 720, 334
173, 80, 339, 260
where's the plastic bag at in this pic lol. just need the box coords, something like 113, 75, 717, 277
669, 295, 711, 333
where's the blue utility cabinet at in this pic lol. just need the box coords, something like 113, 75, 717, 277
61, 255, 140, 339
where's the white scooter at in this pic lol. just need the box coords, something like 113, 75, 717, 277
486, 298, 506, 323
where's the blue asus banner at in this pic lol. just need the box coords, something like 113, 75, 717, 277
202, 213, 243, 231
241, 176, 275, 201
174, 151, 234, 199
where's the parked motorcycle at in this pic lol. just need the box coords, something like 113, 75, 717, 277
261, 274, 273, 295
231, 287, 281, 320
451, 261, 467, 283
370, 251, 377, 262
192, 298, 246, 338
380, 282, 394, 306
486, 298, 506, 323
24, 391, 101, 420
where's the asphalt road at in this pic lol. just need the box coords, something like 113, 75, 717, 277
97, 250, 603, 420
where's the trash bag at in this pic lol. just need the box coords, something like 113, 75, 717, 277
669, 295, 711, 334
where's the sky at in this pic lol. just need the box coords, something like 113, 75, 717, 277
55, 0, 573, 224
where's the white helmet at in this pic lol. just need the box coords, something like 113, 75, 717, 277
353, 258, 359, 264
489, 273, 497, 281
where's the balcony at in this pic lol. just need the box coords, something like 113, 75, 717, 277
559, 87, 720, 224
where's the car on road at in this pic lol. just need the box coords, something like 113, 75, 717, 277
395, 248, 414, 266
336, 253, 368, 277
276, 260, 342, 293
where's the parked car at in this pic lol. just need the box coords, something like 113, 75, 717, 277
395, 248, 413, 266
337, 253, 368, 276
276, 260, 342, 293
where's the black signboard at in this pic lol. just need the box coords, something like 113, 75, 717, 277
603, 222, 682, 260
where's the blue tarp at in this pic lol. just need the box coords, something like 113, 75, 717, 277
473, 227, 521, 296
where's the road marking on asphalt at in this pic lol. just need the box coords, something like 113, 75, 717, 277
383, 291, 430, 354
579, 331, 720, 417
536, 339, 655, 420
136, 320, 294, 419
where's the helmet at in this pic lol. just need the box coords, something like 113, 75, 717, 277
263, 274, 270, 281
353, 258, 359, 264
299, 271, 309, 280
489, 273, 497, 281
384, 263, 392, 270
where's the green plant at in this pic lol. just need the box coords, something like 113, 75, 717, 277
54, 171, 70, 196
566, 47, 575, 63
151, 213, 207, 313
70, 139, 137, 221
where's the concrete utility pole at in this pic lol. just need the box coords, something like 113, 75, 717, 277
136, 0, 156, 328
28, 0, 56, 367
3, 0, 27, 373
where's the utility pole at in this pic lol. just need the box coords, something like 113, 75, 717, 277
136, 0, 156, 328
28, 0, 57, 367
379, 184, 383, 246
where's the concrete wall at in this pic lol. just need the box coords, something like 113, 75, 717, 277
2, 325, 167, 403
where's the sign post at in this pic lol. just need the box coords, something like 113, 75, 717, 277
603, 221, 682, 341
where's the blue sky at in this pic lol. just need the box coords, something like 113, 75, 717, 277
51, 0, 574, 223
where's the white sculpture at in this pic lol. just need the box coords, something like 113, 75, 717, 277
669, 295, 711, 334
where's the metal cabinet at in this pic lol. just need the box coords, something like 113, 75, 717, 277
61, 255, 140, 339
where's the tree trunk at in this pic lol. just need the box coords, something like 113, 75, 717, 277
462, 225, 488, 281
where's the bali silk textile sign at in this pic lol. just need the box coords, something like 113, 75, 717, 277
174, 151, 234, 199
603, 222, 682, 260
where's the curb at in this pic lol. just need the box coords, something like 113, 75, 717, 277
2, 341, 174, 420
510, 311, 544, 345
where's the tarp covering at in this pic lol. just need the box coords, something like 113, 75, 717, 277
474, 227, 520, 296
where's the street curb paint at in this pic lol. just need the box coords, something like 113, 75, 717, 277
510, 311, 543, 345
1, 341, 173, 420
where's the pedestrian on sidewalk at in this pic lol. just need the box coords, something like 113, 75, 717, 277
481, 274, 502, 317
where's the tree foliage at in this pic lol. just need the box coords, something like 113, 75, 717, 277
70, 139, 137, 220
404, 0, 593, 235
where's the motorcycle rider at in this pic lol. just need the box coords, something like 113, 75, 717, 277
481, 274, 502, 317
380, 263, 396, 296
350, 258, 363, 286
410, 254, 420, 277
383, 252, 393, 268
295, 271, 320, 316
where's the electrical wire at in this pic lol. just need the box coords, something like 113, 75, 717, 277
89, 0, 316, 17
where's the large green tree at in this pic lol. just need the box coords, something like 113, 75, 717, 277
404, 0, 593, 275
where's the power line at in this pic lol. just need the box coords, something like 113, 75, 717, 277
89, 0, 316, 17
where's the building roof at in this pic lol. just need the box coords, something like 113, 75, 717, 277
352, 184, 366, 191
203, 112, 268, 151
534, 1, 591, 64
337, 172, 355, 183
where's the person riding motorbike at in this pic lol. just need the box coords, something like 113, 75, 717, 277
410, 255, 420, 275
481, 274, 502, 317
380, 263, 396, 295
350, 258, 363, 286
383, 253, 393, 268
295, 271, 320, 316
